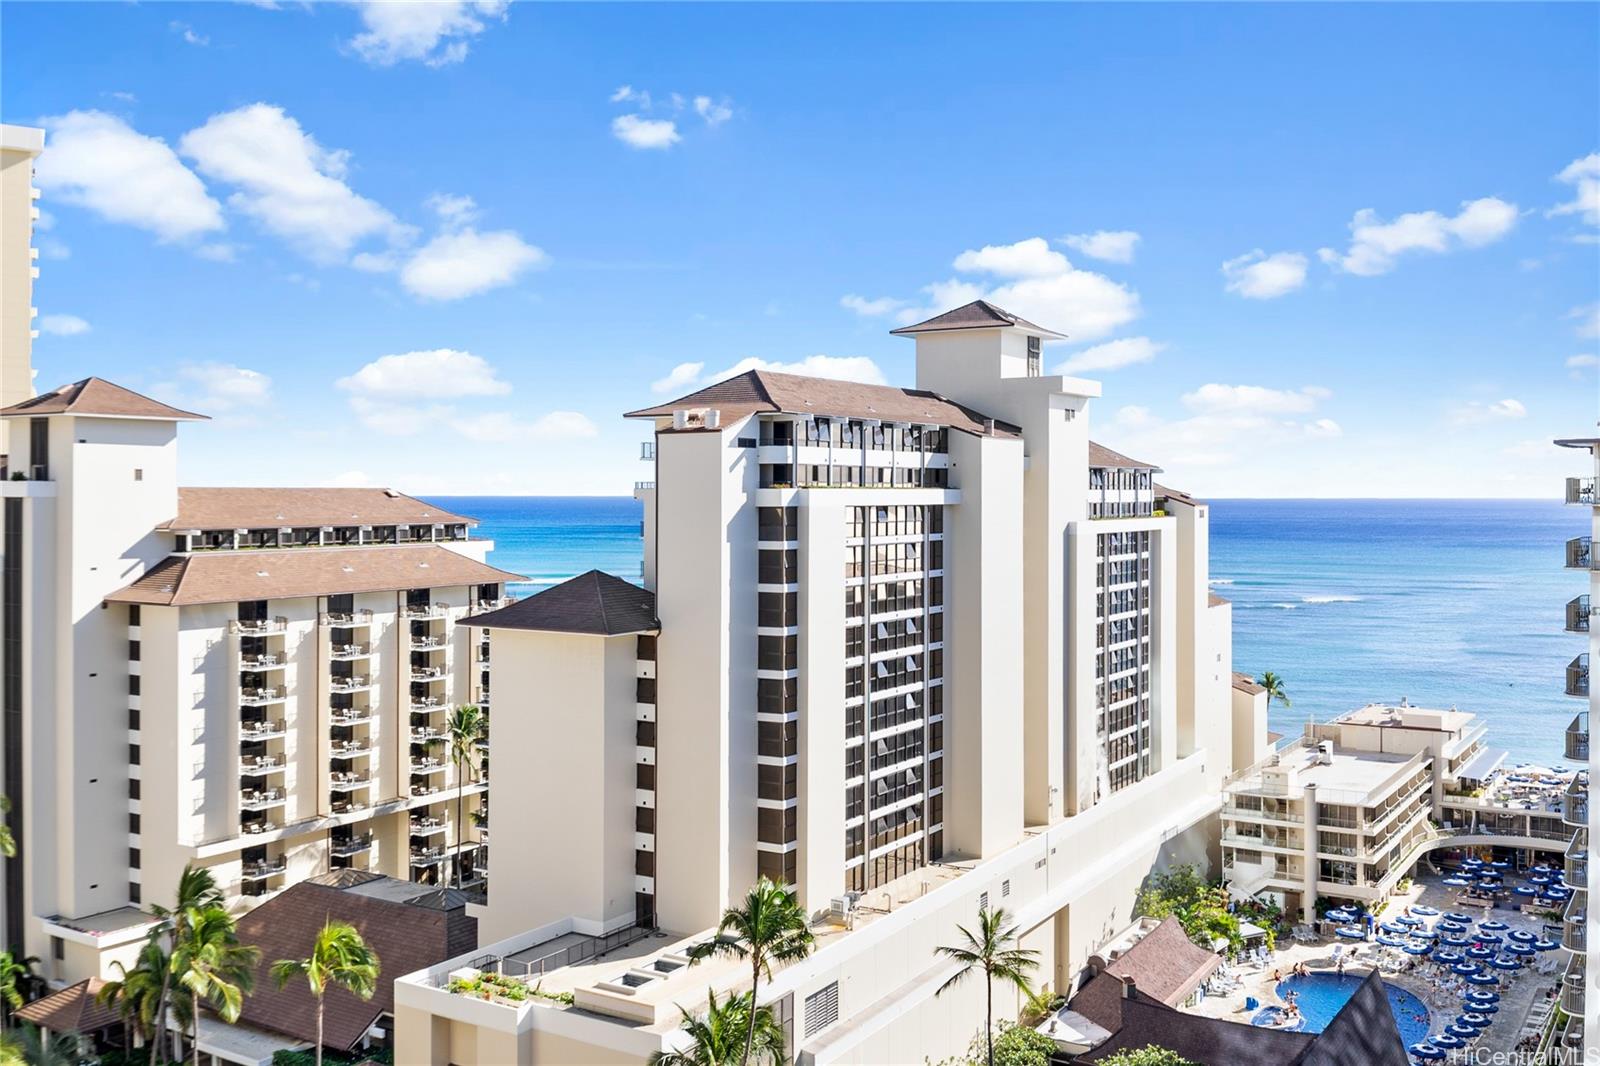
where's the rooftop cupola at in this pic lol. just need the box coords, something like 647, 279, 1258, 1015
892, 300, 1065, 395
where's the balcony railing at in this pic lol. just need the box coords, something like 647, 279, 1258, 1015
410, 817, 447, 836
240, 755, 286, 776
635, 481, 656, 491
1567, 477, 1598, 505
1567, 834, 1588, 891
1562, 962, 1585, 1015
330, 834, 373, 857
411, 726, 446, 743
1570, 714, 1591, 762
321, 609, 374, 627
230, 617, 288, 636
1567, 537, 1594, 570
329, 642, 373, 660
1567, 654, 1589, 698
411, 697, 445, 713
330, 708, 372, 726
410, 847, 447, 866
411, 636, 445, 651
239, 720, 286, 741
239, 653, 285, 671
1565, 788, 1589, 829
330, 676, 372, 694
242, 819, 280, 835
1568, 596, 1592, 634
400, 603, 450, 620
330, 772, 372, 792
410, 783, 442, 798
240, 788, 287, 811
409, 758, 446, 775
411, 666, 445, 682
1564, 896, 1587, 953
240, 686, 288, 707
241, 858, 287, 881
330, 740, 372, 759
474, 597, 511, 612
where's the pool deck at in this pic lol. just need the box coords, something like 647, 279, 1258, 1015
1184, 872, 1564, 1052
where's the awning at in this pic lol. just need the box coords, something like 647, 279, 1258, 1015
1239, 921, 1270, 942
1456, 747, 1507, 782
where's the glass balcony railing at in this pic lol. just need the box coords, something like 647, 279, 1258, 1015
1566, 477, 1598, 505
1566, 537, 1594, 570
1567, 596, 1591, 634
1569, 714, 1590, 762
1567, 654, 1589, 698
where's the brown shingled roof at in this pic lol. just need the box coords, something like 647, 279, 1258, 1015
1209, 593, 1231, 608
471, 569, 658, 635
626, 369, 1020, 439
157, 488, 474, 531
14, 978, 119, 1035
1071, 918, 1222, 1031
889, 299, 1063, 338
1089, 440, 1160, 472
105, 544, 521, 607
0, 377, 207, 421
1233, 672, 1267, 696
234, 880, 475, 1050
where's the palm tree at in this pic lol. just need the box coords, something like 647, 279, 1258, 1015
0, 952, 36, 1029
99, 940, 168, 1057
934, 906, 1039, 1066
0, 796, 15, 859
649, 989, 785, 1066
150, 865, 225, 1064
173, 907, 259, 1066
445, 704, 485, 889
687, 877, 813, 1065
7, 1025, 76, 1066
1258, 671, 1290, 712
270, 920, 380, 1066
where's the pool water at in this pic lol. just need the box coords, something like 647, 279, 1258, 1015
1250, 974, 1431, 1046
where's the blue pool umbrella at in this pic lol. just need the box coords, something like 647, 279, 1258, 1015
1441, 935, 1470, 947
1431, 1033, 1465, 1050
1409, 1045, 1445, 1061
1336, 926, 1365, 939
1476, 932, 1503, 944
1534, 939, 1561, 952
1465, 989, 1499, 1002
1489, 860, 1510, 869
1444, 912, 1473, 923
1443, 877, 1472, 887
1460, 1012, 1490, 1027
1411, 905, 1439, 916
1481, 920, 1510, 931
1462, 857, 1484, 866
1505, 942, 1535, 956
1514, 886, 1539, 897
1403, 942, 1432, 955
1380, 922, 1409, 934
1376, 934, 1406, 947
1468, 973, 1499, 986
1447, 1023, 1479, 1038
1529, 874, 1552, 885
1412, 929, 1437, 940
1472, 1001, 1500, 1014
1509, 929, 1537, 943
1434, 950, 1463, 964
1438, 920, 1468, 932
1396, 915, 1423, 926
1452, 962, 1480, 975
1467, 947, 1494, 959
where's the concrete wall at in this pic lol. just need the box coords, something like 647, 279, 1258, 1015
797, 493, 847, 912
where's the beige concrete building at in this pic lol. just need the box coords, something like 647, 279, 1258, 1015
0, 124, 42, 462
0, 378, 515, 985
393, 300, 1260, 1066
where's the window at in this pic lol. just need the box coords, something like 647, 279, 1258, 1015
133, 468, 143, 482
128, 674, 140, 696
1026, 335, 1042, 377
28, 419, 48, 479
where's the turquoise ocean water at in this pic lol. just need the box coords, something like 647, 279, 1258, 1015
426, 496, 1588, 767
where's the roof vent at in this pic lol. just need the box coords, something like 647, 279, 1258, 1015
385, 489, 401, 498
984, 418, 996, 435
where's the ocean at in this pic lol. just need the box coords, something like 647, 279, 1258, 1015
425, 496, 1588, 768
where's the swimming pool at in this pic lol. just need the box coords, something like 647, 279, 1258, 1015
1250, 974, 1431, 1046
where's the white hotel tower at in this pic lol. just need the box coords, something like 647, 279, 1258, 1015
395, 302, 1265, 1066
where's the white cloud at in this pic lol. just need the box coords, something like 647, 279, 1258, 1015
37, 314, 90, 336
1567, 354, 1599, 370
610, 85, 650, 106
170, 21, 209, 46
1181, 383, 1331, 416
1449, 397, 1527, 425
337, 349, 511, 399
612, 114, 680, 150
1221, 249, 1308, 299
693, 96, 733, 126
348, 0, 508, 67
1571, 303, 1600, 340
180, 103, 408, 264
651, 361, 705, 395
1060, 230, 1140, 264
1318, 197, 1518, 276
1549, 152, 1600, 226
38, 238, 70, 261
196, 243, 238, 263
887, 236, 1139, 342
452, 410, 599, 443
425, 192, 479, 227
1052, 336, 1165, 374
1303, 418, 1343, 439
350, 251, 399, 273
711, 354, 886, 386
323, 470, 374, 488
35, 110, 224, 242
398, 227, 547, 300
840, 294, 909, 318
171, 362, 271, 411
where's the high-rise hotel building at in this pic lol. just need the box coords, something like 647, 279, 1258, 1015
0, 379, 515, 984
395, 301, 1260, 1065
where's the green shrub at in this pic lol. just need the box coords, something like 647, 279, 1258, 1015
988, 1024, 1058, 1066
1098, 1046, 1199, 1066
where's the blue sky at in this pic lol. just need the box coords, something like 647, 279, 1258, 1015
3, 2, 1597, 496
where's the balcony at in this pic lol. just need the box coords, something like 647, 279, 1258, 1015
242, 819, 280, 836
239, 653, 285, 672
1567, 654, 1589, 698
240, 686, 288, 707
329, 676, 371, 694
1567, 831, 1587, 887
474, 597, 511, 612
330, 771, 372, 793
1566, 537, 1594, 570
330, 739, 372, 760
330, 707, 372, 727
329, 642, 372, 661
1569, 714, 1590, 762
410, 817, 447, 837
330, 833, 373, 858
1568, 596, 1592, 634
411, 635, 445, 652
240, 858, 287, 881
1563, 961, 1586, 1017
410, 847, 447, 866
401, 603, 450, 621
1567, 477, 1598, 505
240, 788, 287, 811
320, 609, 374, 627
1564, 782, 1588, 828
411, 697, 445, 714
330, 799, 368, 815
239, 720, 286, 742
1564, 895, 1587, 953
409, 758, 446, 775
410, 726, 446, 743
240, 755, 286, 777
411, 666, 445, 682
230, 617, 288, 636
409, 782, 443, 799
